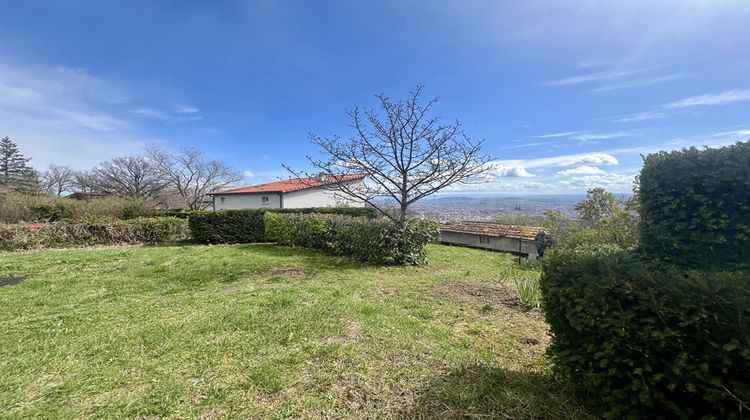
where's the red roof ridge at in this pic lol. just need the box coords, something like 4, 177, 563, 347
209, 173, 367, 195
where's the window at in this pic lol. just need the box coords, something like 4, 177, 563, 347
262, 196, 269, 203
220, 197, 226, 203
479, 236, 490, 244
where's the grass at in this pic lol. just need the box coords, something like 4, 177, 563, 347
0, 244, 592, 418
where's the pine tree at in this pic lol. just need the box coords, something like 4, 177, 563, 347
0, 136, 38, 193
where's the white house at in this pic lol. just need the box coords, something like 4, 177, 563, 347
208, 174, 367, 210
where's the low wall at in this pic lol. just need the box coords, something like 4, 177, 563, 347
440, 230, 542, 259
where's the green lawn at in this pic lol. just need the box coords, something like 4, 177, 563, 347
0, 244, 591, 418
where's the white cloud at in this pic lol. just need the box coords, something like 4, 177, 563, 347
533, 130, 633, 142
135, 106, 202, 121
557, 166, 607, 176
0, 61, 215, 169
243, 170, 256, 178
545, 67, 652, 86
560, 173, 635, 189
614, 110, 670, 123
560, 153, 619, 166
570, 131, 632, 142
534, 130, 589, 138
707, 128, 750, 139
0, 62, 154, 169
663, 88, 750, 109
491, 165, 534, 178
592, 73, 686, 93
502, 142, 551, 149
175, 106, 199, 114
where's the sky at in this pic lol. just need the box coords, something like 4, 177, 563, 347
1, 0, 749, 194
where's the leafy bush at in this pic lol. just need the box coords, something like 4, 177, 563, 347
540, 247, 750, 418
542, 189, 639, 251
273, 206, 378, 218
0, 217, 188, 251
188, 209, 266, 244
0, 192, 160, 223
639, 141, 750, 268
265, 212, 439, 265
188, 207, 378, 244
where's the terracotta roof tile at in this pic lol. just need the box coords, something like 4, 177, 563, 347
440, 221, 546, 241
209, 173, 367, 195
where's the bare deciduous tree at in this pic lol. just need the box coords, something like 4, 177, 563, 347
147, 146, 241, 210
71, 170, 99, 194
288, 87, 492, 223
41, 164, 75, 196
90, 156, 166, 198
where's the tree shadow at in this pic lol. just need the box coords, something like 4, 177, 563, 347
405, 364, 593, 419
232, 243, 368, 273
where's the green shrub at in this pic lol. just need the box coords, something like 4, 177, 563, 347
188, 207, 378, 244
0, 192, 160, 223
273, 206, 378, 218
265, 213, 439, 265
0, 217, 188, 251
188, 209, 266, 244
639, 140, 750, 268
540, 247, 750, 418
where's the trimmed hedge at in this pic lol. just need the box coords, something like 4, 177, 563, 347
639, 140, 750, 268
188, 207, 378, 244
188, 209, 266, 244
265, 212, 439, 265
540, 247, 750, 418
0, 217, 188, 251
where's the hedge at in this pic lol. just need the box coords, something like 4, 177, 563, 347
540, 246, 750, 418
639, 140, 750, 268
188, 207, 378, 244
265, 212, 439, 265
0, 217, 189, 251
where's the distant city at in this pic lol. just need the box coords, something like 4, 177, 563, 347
410, 194, 625, 222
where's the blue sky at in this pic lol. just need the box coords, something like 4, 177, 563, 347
1, 0, 749, 194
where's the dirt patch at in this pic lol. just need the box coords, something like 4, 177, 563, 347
268, 268, 306, 277
0, 276, 26, 287
435, 281, 522, 310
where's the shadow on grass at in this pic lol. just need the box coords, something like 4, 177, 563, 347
406, 364, 593, 419
233, 243, 368, 273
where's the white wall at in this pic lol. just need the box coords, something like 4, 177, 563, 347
212, 179, 366, 210
283, 180, 366, 208
213, 193, 281, 210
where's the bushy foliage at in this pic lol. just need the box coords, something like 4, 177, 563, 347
188, 207, 378, 244
0, 192, 160, 223
0, 217, 188, 251
540, 247, 750, 418
542, 188, 639, 250
189, 209, 267, 244
265, 212, 439, 265
639, 141, 750, 268
273, 206, 378, 218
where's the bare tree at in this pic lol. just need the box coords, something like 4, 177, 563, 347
41, 164, 75, 196
147, 146, 241, 210
288, 87, 492, 223
70, 169, 100, 194
90, 156, 166, 198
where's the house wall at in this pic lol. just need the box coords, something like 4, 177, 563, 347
283, 181, 366, 208
439, 230, 541, 259
213, 193, 281, 210
212, 179, 367, 210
